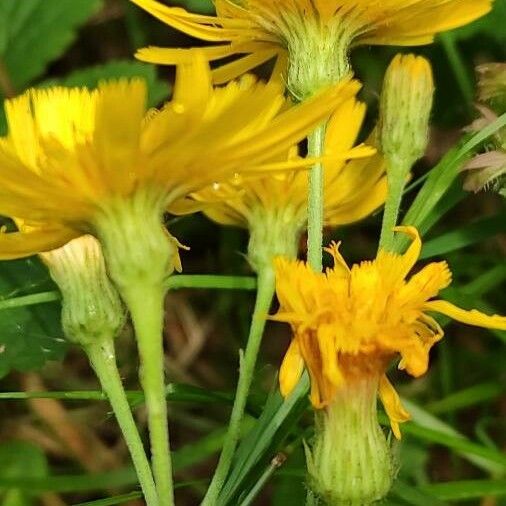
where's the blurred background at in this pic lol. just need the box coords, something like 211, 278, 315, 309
0, 1, 505, 505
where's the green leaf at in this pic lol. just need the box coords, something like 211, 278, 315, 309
74, 492, 143, 506
0, 382, 233, 405
165, 0, 214, 14
397, 112, 506, 248
420, 212, 506, 259
0, 258, 67, 378
0, 468, 138, 494
0, 441, 48, 505
426, 383, 504, 415
390, 481, 448, 506
0, 0, 102, 91
0, 275, 257, 312
400, 400, 506, 474
41, 60, 170, 108
420, 480, 506, 501
219, 375, 310, 505
272, 448, 306, 506
447, 0, 506, 42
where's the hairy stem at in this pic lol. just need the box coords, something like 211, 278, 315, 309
379, 159, 410, 252
85, 338, 159, 506
307, 123, 327, 272
123, 283, 175, 506
202, 267, 275, 506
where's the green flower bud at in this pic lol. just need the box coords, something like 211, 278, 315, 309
286, 15, 353, 100
306, 377, 394, 506
379, 54, 434, 169
41, 235, 125, 345
247, 207, 303, 273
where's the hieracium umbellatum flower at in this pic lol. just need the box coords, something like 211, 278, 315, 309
273, 228, 506, 505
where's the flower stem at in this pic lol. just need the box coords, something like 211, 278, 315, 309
202, 267, 275, 506
379, 159, 410, 252
307, 123, 327, 272
122, 282, 175, 506
85, 337, 159, 506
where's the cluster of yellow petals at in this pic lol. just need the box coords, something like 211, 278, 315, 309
0, 53, 352, 260
273, 227, 506, 438
173, 98, 385, 230
132, 0, 492, 83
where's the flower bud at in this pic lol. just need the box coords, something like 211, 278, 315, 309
306, 377, 394, 505
41, 235, 125, 345
380, 54, 434, 169
247, 208, 302, 273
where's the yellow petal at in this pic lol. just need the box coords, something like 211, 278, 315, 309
279, 338, 305, 398
212, 48, 279, 84
399, 261, 452, 307
424, 300, 506, 331
171, 50, 212, 125
377, 226, 421, 287
325, 98, 366, 159
93, 79, 146, 192
325, 176, 387, 226
130, 0, 248, 42
378, 375, 411, 440
0, 227, 80, 260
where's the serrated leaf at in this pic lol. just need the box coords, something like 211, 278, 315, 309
0, 258, 67, 378
41, 60, 170, 108
0, 0, 102, 91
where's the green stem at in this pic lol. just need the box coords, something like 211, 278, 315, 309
379, 160, 410, 252
202, 267, 276, 506
307, 123, 327, 272
85, 338, 159, 506
0, 276, 257, 312
123, 282, 175, 506
167, 275, 256, 291
440, 33, 474, 106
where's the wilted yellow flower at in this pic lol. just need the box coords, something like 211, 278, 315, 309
173, 98, 385, 271
273, 227, 506, 438
0, 53, 355, 283
132, 0, 491, 97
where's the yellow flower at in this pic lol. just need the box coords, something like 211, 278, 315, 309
132, 0, 492, 97
273, 226, 506, 438
0, 52, 355, 284
172, 97, 386, 270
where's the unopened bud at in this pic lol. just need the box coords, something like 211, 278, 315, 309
41, 235, 125, 345
306, 377, 394, 505
380, 54, 434, 169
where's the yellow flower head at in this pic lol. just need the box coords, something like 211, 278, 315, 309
132, 0, 492, 97
0, 52, 354, 284
273, 227, 506, 438
172, 97, 386, 269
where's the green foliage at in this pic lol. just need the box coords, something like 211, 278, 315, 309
450, 0, 506, 42
171, 0, 214, 14
0, 258, 66, 378
0, 0, 102, 91
41, 60, 170, 108
0, 0, 504, 504
0, 441, 48, 506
